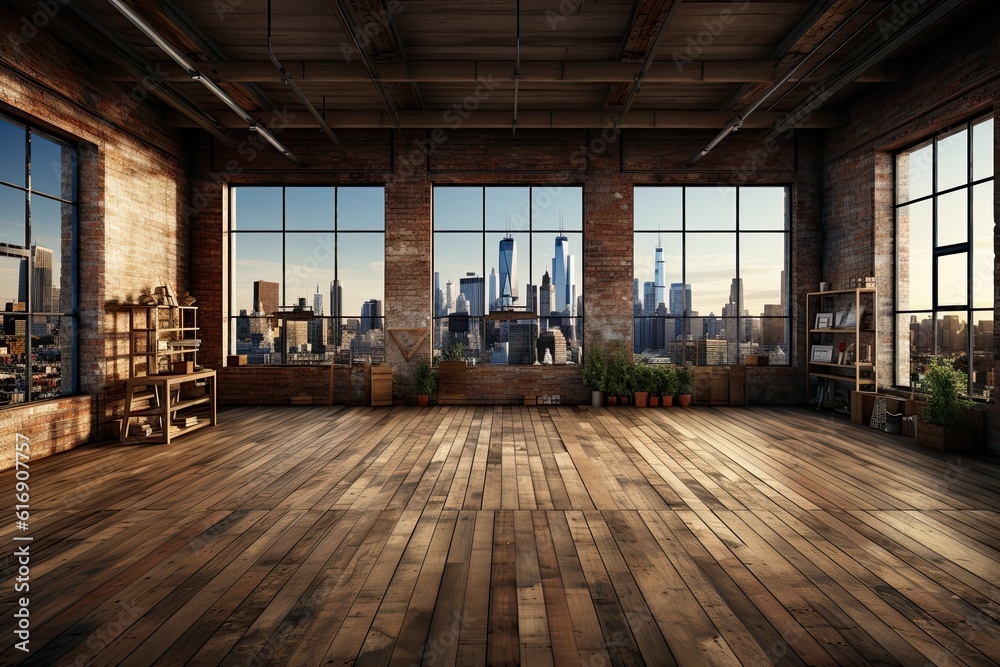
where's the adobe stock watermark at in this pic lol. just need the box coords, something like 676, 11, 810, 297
339, 0, 405, 63
878, 0, 931, 39
673, 0, 752, 73
546, 0, 584, 31
5, 0, 72, 54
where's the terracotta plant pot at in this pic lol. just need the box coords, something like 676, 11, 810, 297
607, 396, 618, 406
633, 391, 649, 408
417, 394, 429, 407
649, 395, 660, 407
678, 394, 692, 407
662, 395, 673, 407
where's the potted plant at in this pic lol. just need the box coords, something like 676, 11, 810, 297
676, 365, 695, 407
606, 344, 632, 405
415, 361, 437, 406
916, 357, 978, 450
582, 345, 608, 407
657, 365, 678, 407
632, 363, 651, 408
437, 341, 467, 401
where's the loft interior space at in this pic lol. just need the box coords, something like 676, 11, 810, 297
0, 0, 998, 665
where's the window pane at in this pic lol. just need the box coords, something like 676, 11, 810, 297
972, 183, 994, 309
896, 200, 932, 311
971, 312, 994, 399
337, 187, 385, 231
486, 187, 530, 231
486, 232, 529, 311
739, 187, 787, 231
686, 233, 735, 318
231, 233, 282, 315
0, 254, 26, 312
0, 119, 25, 187
285, 233, 335, 311
740, 233, 787, 317
896, 312, 932, 387
232, 187, 282, 230
31, 132, 74, 200
0, 185, 26, 247
935, 189, 967, 247
31, 315, 68, 398
897, 141, 933, 203
936, 126, 968, 192
936, 311, 967, 361
758, 317, 789, 364
434, 187, 482, 230
634, 232, 681, 316
233, 316, 278, 364
532, 186, 583, 231
686, 187, 736, 230
285, 187, 334, 230
0, 313, 26, 405
634, 187, 682, 231
937, 252, 967, 307
533, 230, 581, 317
972, 117, 994, 182
30, 194, 64, 314
435, 232, 484, 317
337, 233, 385, 327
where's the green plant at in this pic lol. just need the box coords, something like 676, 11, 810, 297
582, 345, 608, 392
441, 341, 466, 363
415, 361, 438, 396
655, 365, 679, 397
676, 365, 695, 395
633, 364, 655, 393
918, 357, 974, 428
607, 343, 632, 397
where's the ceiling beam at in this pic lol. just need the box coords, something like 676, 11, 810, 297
92, 60, 901, 85
166, 109, 840, 130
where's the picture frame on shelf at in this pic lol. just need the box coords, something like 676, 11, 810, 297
811, 344, 834, 363
815, 312, 834, 329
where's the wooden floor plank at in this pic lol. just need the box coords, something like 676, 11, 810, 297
1, 405, 998, 667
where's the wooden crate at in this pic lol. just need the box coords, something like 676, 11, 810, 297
370, 366, 393, 406
172, 361, 194, 374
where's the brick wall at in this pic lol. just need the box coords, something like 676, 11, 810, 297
0, 2, 189, 467
0, 396, 93, 470
823, 3, 999, 452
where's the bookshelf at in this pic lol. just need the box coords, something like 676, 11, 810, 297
805, 287, 877, 410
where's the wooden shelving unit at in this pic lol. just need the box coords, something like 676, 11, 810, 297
118, 304, 199, 377
806, 287, 877, 410
119, 368, 217, 444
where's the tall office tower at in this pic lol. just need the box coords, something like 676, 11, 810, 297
20, 245, 53, 313
669, 282, 692, 339
434, 272, 442, 316
525, 283, 538, 315
552, 234, 573, 314
459, 272, 485, 316
729, 278, 744, 309
455, 293, 468, 314
236, 308, 251, 340
253, 279, 280, 326
309, 284, 325, 353
643, 282, 656, 316
488, 268, 497, 311
762, 303, 785, 346
498, 236, 517, 309
329, 279, 343, 346
633, 278, 641, 315
312, 284, 324, 316
654, 242, 665, 310
359, 299, 383, 334
539, 270, 554, 315
445, 280, 453, 314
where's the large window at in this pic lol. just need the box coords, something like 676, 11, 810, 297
228, 186, 385, 365
433, 186, 584, 365
633, 186, 789, 365
895, 115, 994, 398
0, 113, 78, 405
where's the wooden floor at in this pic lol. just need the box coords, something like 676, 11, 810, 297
2, 405, 999, 666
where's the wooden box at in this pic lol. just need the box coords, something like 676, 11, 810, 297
524, 395, 537, 406
370, 366, 393, 407
728, 366, 747, 406
744, 355, 769, 366
227, 354, 247, 366
172, 361, 194, 374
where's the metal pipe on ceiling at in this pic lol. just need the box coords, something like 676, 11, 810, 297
267, 0, 340, 146
613, 0, 683, 130
513, 0, 521, 136
105, 0, 298, 162
686, 0, 874, 166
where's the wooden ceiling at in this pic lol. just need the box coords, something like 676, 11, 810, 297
24, 0, 983, 137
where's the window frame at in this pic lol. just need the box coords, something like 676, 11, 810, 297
0, 112, 79, 406
892, 114, 994, 397
226, 185, 386, 366
632, 185, 792, 366
431, 184, 585, 365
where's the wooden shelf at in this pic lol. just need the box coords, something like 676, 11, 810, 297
809, 361, 873, 369
809, 371, 875, 384
120, 369, 217, 445
807, 287, 878, 409
807, 287, 876, 296
116, 303, 199, 377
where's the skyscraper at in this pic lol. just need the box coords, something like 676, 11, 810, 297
488, 268, 497, 311
312, 284, 324, 316
552, 234, 574, 315
445, 280, 453, 314
310, 284, 325, 352
539, 270, 554, 317
253, 279, 279, 326
329, 279, 343, 346
642, 282, 656, 317
459, 272, 485, 316
18, 246, 53, 313
728, 278, 744, 310
498, 236, 517, 309
653, 242, 665, 311
669, 283, 692, 339
359, 299, 382, 334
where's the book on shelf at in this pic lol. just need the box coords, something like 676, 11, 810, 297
172, 416, 199, 428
